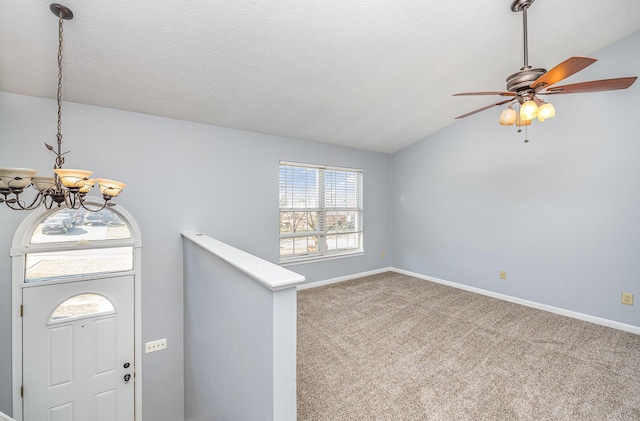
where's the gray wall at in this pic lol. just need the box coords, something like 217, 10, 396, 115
0, 93, 392, 417
391, 30, 640, 327
183, 237, 297, 421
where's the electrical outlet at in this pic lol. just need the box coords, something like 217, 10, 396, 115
499, 271, 507, 280
145, 338, 167, 353
381, 251, 386, 258
622, 292, 634, 306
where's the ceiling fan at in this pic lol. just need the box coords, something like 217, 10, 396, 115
453, 0, 637, 132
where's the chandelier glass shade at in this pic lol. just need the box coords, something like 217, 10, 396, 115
0, 4, 125, 212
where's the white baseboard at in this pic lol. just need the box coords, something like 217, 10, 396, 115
299, 266, 639, 335
392, 268, 640, 335
296, 267, 393, 290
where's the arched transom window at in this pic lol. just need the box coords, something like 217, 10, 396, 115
24, 208, 135, 283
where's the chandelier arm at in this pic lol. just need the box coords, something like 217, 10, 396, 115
3, 195, 26, 210
0, 195, 12, 207
43, 193, 55, 209
80, 201, 109, 212
63, 190, 79, 210
4, 192, 45, 210
78, 194, 110, 212
19, 191, 46, 210
3, 199, 22, 210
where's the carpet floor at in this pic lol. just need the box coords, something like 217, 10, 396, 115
297, 272, 640, 420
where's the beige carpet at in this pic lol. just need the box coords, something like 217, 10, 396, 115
297, 272, 640, 420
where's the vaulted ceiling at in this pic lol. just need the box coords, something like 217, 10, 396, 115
1, 1, 639, 153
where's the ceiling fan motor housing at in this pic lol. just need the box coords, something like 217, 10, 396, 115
506, 67, 547, 98
511, 0, 535, 13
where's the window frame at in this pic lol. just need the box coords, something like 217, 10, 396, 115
279, 161, 364, 264
16, 206, 139, 285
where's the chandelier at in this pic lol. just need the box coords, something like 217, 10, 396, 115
0, 4, 125, 212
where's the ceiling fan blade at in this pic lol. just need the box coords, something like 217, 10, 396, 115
541, 76, 637, 95
531, 56, 598, 90
453, 92, 516, 97
454, 99, 514, 119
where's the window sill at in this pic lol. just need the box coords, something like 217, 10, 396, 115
279, 251, 364, 267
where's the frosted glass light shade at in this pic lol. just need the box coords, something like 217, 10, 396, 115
79, 179, 96, 194
515, 113, 532, 127
96, 178, 126, 198
0, 168, 38, 189
54, 169, 93, 188
520, 100, 538, 120
499, 108, 516, 126
32, 176, 56, 192
537, 103, 556, 122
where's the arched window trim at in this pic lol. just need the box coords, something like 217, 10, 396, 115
11, 200, 142, 258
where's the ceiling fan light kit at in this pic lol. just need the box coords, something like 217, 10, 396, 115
499, 106, 517, 126
520, 100, 539, 120
537, 102, 555, 122
515, 113, 531, 127
0, 4, 126, 211
454, 0, 637, 142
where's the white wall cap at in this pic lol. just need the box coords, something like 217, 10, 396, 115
181, 231, 304, 291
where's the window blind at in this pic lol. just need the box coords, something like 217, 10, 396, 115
279, 162, 363, 262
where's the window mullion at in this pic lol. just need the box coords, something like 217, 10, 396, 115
318, 168, 326, 254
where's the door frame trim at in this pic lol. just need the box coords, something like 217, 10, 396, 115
11, 202, 142, 421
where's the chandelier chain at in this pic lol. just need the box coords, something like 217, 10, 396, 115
56, 12, 64, 168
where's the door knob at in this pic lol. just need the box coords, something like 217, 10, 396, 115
124, 374, 131, 382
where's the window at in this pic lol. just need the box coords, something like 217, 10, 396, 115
24, 208, 135, 283
31, 209, 131, 244
279, 161, 363, 263
50, 294, 115, 323
26, 247, 134, 282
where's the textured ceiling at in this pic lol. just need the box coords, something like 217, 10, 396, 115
1, 1, 639, 153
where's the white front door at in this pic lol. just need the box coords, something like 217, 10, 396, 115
22, 276, 134, 421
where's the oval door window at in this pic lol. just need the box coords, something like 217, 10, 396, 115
49, 293, 115, 324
